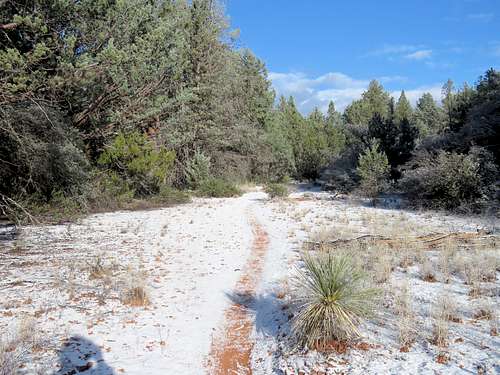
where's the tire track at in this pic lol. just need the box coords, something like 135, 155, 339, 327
207, 212, 269, 374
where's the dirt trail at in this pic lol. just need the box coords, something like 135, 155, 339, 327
207, 213, 270, 374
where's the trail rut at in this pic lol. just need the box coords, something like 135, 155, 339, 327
207, 213, 270, 374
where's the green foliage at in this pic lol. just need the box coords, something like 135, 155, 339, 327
185, 151, 211, 189
0, 103, 89, 202
394, 90, 413, 124
292, 252, 379, 348
400, 149, 497, 209
344, 80, 391, 125
357, 140, 390, 197
264, 183, 289, 199
414, 93, 445, 137
91, 171, 135, 207
98, 131, 175, 196
270, 98, 346, 180
155, 186, 192, 205
0, 0, 498, 215
197, 178, 241, 198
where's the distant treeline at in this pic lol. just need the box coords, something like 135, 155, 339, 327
1, 0, 498, 220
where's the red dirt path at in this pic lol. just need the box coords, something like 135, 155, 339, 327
207, 215, 270, 374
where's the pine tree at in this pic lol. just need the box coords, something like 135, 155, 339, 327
414, 93, 444, 136
326, 101, 343, 127
394, 90, 413, 124
357, 140, 390, 198
344, 80, 391, 125
442, 79, 455, 130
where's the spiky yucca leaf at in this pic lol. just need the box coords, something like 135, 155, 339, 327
292, 252, 379, 349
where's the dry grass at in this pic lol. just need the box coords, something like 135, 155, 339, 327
88, 256, 113, 280
420, 259, 437, 282
431, 316, 449, 347
122, 286, 150, 306
309, 226, 335, 251
0, 319, 40, 375
121, 271, 150, 307
438, 239, 456, 283
431, 295, 452, 347
372, 252, 394, 284
398, 240, 425, 269
394, 283, 417, 351
435, 292, 461, 323
473, 300, 495, 321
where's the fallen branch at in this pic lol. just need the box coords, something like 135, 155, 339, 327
305, 231, 497, 251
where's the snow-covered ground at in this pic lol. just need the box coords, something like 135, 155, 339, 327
0, 187, 498, 374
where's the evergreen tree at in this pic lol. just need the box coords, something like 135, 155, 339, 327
414, 93, 445, 136
357, 140, 390, 198
344, 80, 391, 125
442, 79, 455, 130
326, 101, 343, 127
394, 91, 413, 124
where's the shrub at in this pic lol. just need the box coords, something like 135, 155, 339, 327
197, 178, 241, 198
400, 148, 498, 209
0, 103, 89, 221
154, 185, 191, 205
292, 252, 379, 348
264, 183, 289, 199
356, 140, 390, 198
98, 131, 175, 196
86, 171, 134, 211
185, 151, 211, 189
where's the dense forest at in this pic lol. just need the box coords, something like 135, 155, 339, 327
1, 0, 499, 221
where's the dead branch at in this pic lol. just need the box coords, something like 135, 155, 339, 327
0, 193, 38, 224
305, 232, 498, 251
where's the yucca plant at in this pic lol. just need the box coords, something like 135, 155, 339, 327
292, 252, 379, 349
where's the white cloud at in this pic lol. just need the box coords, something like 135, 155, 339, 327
269, 71, 369, 113
405, 49, 433, 60
269, 71, 441, 114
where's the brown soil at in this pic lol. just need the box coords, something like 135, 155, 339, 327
207, 215, 269, 375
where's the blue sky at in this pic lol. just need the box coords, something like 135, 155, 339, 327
226, 0, 499, 114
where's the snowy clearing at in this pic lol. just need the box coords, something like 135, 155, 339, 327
1, 187, 499, 374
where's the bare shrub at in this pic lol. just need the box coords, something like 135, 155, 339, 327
431, 316, 449, 347
489, 307, 498, 336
